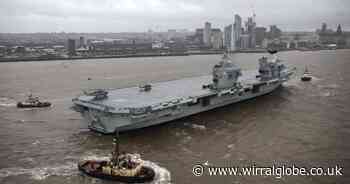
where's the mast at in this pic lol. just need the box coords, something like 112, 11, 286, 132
112, 130, 120, 166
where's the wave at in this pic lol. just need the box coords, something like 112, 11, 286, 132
318, 83, 339, 89
0, 97, 16, 107
0, 155, 171, 182
183, 122, 207, 130
0, 162, 77, 180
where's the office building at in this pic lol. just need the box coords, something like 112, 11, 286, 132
211, 29, 223, 49
67, 39, 76, 56
246, 17, 256, 48
240, 34, 250, 49
224, 25, 233, 50
203, 22, 212, 47
231, 14, 242, 51
255, 27, 267, 47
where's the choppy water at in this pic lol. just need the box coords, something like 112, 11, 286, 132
0, 50, 350, 184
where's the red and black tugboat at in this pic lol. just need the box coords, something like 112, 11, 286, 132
78, 132, 155, 183
17, 94, 51, 108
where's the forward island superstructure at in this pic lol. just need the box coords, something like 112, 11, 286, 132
72, 52, 295, 133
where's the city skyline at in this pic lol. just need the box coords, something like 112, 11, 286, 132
0, 0, 350, 33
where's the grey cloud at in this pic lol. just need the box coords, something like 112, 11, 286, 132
0, 0, 349, 33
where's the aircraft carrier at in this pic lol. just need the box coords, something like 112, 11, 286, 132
72, 52, 295, 134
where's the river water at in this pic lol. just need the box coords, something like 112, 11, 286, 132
0, 50, 349, 184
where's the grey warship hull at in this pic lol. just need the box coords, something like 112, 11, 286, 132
72, 54, 294, 134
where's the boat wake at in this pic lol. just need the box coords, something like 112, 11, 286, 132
318, 83, 339, 90
183, 122, 207, 131
316, 83, 339, 97
0, 162, 77, 180
0, 97, 16, 107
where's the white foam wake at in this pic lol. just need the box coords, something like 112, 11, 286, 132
0, 154, 171, 183
0, 97, 16, 107
0, 162, 77, 180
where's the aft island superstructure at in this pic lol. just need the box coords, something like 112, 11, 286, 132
72, 52, 295, 133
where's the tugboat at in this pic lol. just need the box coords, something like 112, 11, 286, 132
17, 94, 51, 108
78, 132, 155, 183
301, 66, 312, 81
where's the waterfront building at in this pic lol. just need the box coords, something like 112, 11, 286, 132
211, 29, 223, 49
0, 45, 7, 56
194, 28, 204, 45
268, 25, 282, 39
52, 45, 65, 53
321, 23, 327, 32
79, 36, 85, 48
203, 22, 212, 47
231, 14, 242, 51
167, 29, 177, 40
224, 14, 242, 51
240, 34, 250, 49
67, 39, 76, 56
88, 39, 153, 55
185, 29, 203, 49
224, 25, 233, 50
246, 17, 256, 48
15, 46, 26, 54
255, 27, 267, 47
318, 24, 349, 47
261, 38, 269, 48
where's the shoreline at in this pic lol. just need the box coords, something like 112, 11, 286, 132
0, 48, 346, 63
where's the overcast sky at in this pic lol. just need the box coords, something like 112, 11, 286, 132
0, 0, 349, 33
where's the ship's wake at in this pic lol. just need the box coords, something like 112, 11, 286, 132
0, 161, 77, 180
0, 97, 16, 107
0, 154, 171, 183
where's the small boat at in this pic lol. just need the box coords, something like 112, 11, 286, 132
301, 67, 312, 81
17, 94, 51, 108
78, 132, 155, 183
267, 49, 278, 54
139, 84, 152, 92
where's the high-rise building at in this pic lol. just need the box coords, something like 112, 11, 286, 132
231, 14, 242, 51
203, 22, 212, 47
211, 29, 223, 49
225, 13, 260, 50
246, 17, 256, 48
224, 25, 233, 50
67, 39, 76, 56
240, 34, 250, 49
195, 28, 204, 44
